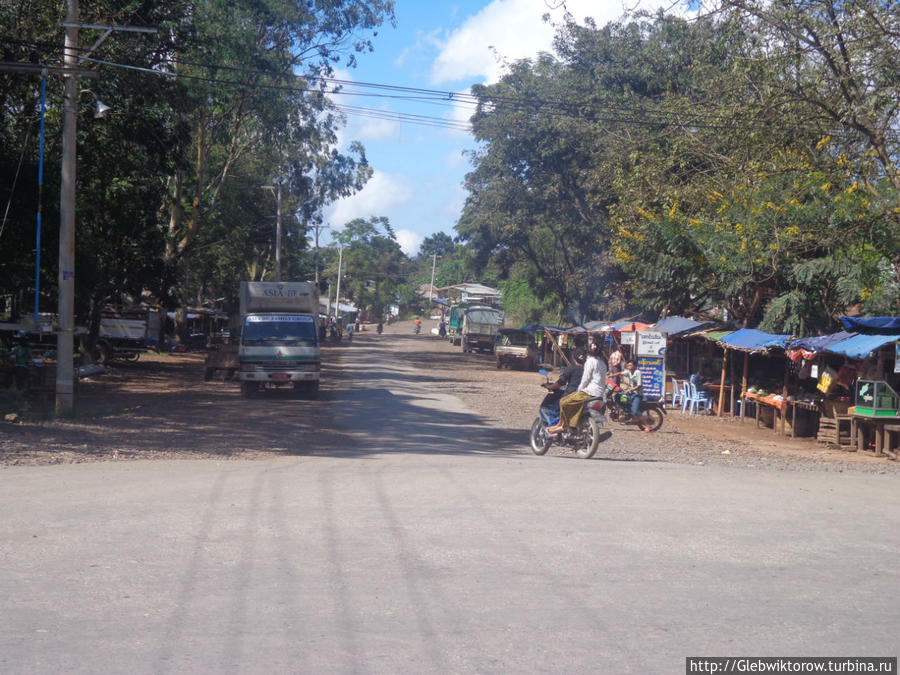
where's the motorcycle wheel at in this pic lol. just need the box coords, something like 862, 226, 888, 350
529, 417, 552, 455
574, 417, 600, 459
638, 405, 664, 432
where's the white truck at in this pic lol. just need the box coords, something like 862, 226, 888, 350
94, 308, 161, 363
237, 281, 320, 398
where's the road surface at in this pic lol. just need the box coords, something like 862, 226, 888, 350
2, 339, 898, 673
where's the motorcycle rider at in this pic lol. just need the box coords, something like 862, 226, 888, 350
547, 340, 607, 435
539, 350, 586, 425
621, 360, 647, 431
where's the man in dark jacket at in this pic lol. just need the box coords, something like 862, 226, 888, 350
539, 351, 586, 425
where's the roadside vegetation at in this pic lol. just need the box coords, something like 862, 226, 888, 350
1, 1, 897, 334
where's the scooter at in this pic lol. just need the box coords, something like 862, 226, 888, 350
603, 376, 665, 432
529, 370, 606, 459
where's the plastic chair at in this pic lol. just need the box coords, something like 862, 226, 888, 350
735, 393, 755, 419
670, 378, 683, 409
687, 382, 712, 415
680, 380, 692, 413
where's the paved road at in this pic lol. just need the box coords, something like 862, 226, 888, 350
2, 341, 899, 674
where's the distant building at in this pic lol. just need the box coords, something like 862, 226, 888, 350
432, 283, 501, 306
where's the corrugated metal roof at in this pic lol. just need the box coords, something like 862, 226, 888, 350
652, 316, 714, 337
823, 334, 898, 359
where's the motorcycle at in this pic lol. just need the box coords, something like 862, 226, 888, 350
377, 323, 383, 334
414, 323, 421, 334
529, 370, 606, 459
603, 376, 665, 432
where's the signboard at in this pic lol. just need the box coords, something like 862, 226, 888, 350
637, 355, 665, 402
621, 331, 636, 345
636, 330, 666, 356
895, 342, 900, 374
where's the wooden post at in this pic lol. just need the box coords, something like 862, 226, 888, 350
779, 358, 789, 435
717, 348, 728, 416
741, 353, 749, 421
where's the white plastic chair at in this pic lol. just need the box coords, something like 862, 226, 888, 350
680, 380, 692, 413
671, 378, 684, 409
687, 382, 712, 415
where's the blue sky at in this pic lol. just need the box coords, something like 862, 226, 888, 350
323, 0, 685, 256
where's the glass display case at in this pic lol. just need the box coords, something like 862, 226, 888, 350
854, 380, 900, 417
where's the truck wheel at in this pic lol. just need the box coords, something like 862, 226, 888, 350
496, 359, 503, 369
240, 382, 255, 398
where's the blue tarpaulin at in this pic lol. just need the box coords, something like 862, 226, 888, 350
652, 316, 713, 337
839, 316, 900, 333
823, 334, 898, 360
718, 328, 792, 352
788, 331, 857, 353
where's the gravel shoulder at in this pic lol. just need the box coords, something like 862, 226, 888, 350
2, 319, 898, 474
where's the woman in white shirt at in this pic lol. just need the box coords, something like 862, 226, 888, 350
547, 340, 608, 434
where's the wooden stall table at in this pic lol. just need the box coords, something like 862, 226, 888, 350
744, 391, 788, 434
784, 399, 820, 438
852, 415, 900, 459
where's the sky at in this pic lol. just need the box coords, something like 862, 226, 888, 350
323, 0, 688, 257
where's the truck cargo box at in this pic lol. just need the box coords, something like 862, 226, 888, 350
239, 281, 318, 316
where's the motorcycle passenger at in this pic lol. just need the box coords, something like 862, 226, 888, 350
539, 351, 586, 425
621, 360, 646, 429
547, 341, 608, 435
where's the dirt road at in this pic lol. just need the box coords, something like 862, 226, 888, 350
1, 320, 897, 473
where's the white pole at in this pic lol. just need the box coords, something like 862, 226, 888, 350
428, 253, 439, 306
334, 245, 343, 321
274, 182, 282, 281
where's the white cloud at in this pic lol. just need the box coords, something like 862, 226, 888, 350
395, 229, 424, 257
326, 171, 413, 228
431, 0, 686, 86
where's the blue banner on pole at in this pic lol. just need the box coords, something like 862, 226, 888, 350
637, 356, 665, 402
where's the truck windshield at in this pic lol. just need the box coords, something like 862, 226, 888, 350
242, 316, 317, 346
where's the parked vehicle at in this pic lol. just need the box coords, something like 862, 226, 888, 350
460, 305, 500, 353
495, 328, 538, 370
447, 304, 465, 344
529, 369, 605, 459
93, 308, 161, 364
237, 281, 320, 398
604, 376, 665, 431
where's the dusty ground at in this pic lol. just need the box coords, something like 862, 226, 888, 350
1, 319, 898, 474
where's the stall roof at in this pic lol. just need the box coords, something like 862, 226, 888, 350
613, 320, 650, 331
583, 320, 614, 331
823, 333, 898, 360
839, 316, 900, 333
788, 331, 856, 353
718, 328, 792, 353
652, 316, 714, 337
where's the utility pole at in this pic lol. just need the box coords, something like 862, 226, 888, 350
274, 183, 282, 281
261, 183, 283, 281
311, 222, 330, 287
333, 245, 343, 322
56, 0, 79, 415
51, 5, 155, 415
428, 253, 440, 306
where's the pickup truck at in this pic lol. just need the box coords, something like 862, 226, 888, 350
495, 328, 538, 370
